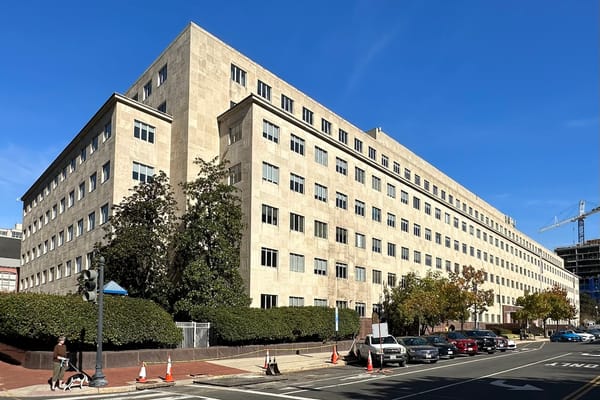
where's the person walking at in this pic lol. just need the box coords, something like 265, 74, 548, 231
50, 335, 68, 390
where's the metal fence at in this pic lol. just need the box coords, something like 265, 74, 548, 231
176, 322, 211, 348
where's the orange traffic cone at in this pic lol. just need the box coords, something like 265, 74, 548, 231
164, 355, 174, 382
331, 344, 339, 364
136, 362, 147, 383
263, 349, 270, 369
366, 350, 373, 372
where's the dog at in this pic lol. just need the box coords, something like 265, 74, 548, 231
63, 372, 89, 390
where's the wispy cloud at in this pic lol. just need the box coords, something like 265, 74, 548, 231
0, 144, 58, 196
564, 117, 598, 128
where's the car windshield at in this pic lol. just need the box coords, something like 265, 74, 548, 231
373, 336, 398, 344
467, 330, 497, 337
426, 336, 445, 344
448, 332, 468, 339
401, 337, 428, 346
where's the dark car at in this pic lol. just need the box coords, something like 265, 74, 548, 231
424, 335, 459, 359
460, 330, 497, 354
396, 336, 440, 363
444, 331, 478, 356
465, 329, 508, 352
550, 330, 583, 342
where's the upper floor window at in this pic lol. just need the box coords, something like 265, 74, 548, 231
354, 138, 363, 153
335, 157, 348, 175
290, 134, 305, 155
368, 146, 376, 160
143, 80, 152, 100
263, 120, 279, 143
102, 161, 111, 183
314, 183, 328, 202
302, 107, 313, 125
229, 163, 242, 184
262, 162, 279, 184
257, 80, 271, 101
231, 64, 246, 86
314, 146, 328, 166
262, 204, 279, 225
158, 64, 168, 86
91, 135, 98, 153
393, 161, 400, 174
338, 129, 348, 144
229, 123, 242, 144
132, 161, 154, 183
281, 94, 294, 113
321, 118, 331, 134
158, 101, 167, 113
103, 121, 112, 141
80, 147, 87, 164
381, 154, 389, 168
134, 120, 155, 143
89, 173, 97, 192
290, 173, 305, 193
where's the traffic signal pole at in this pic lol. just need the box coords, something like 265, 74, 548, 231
89, 256, 108, 387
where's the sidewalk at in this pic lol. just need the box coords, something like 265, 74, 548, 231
0, 350, 343, 398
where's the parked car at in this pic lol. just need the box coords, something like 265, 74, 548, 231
424, 335, 459, 359
500, 335, 516, 350
550, 330, 583, 342
396, 336, 440, 363
569, 329, 595, 342
460, 330, 499, 354
444, 331, 478, 356
586, 328, 600, 339
355, 334, 407, 366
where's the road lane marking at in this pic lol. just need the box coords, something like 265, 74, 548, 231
490, 379, 542, 391
192, 384, 319, 399
562, 374, 600, 400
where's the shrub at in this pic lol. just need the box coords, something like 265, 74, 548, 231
0, 292, 182, 350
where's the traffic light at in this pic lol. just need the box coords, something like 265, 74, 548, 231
82, 269, 98, 302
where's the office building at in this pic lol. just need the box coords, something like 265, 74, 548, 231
0, 224, 22, 292
19, 23, 579, 324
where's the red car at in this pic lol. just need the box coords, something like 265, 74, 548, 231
444, 331, 478, 356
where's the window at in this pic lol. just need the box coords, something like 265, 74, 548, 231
321, 118, 331, 134
261, 247, 278, 268
414, 250, 421, 264
381, 154, 389, 168
290, 173, 305, 193
354, 138, 363, 153
262, 162, 279, 184
355, 200, 365, 216
314, 183, 328, 202
387, 183, 396, 198
355, 167, 365, 184
314, 298, 328, 307
100, 203, 109, 224
290, 134, 305, 155
302, 107, 313, 125
65, 261, 72, 277
263, 120, 279, 143
314, 146, 328, 166
336, 262, 348, 279
388, 273, 397, 287
281, 94, 294, 113
314, 258, 327, 275
143, 80, 152, 99
404, 168, 411, 180
425, 254, 432, 266
372, 238, 382, 253
77, 219, 84, 236
355, 233, 366, 248
58, 230, 64, 246
262, 204, 278, 225
76, 256, 82, 274
335, 157, 347, 175
290, 253, 305, 272
134, 120, 155, 143
132, 162, 154, 183
90, 136, 99, 154
289, 296, 304, 307
229, 163, 242, 184
413, 223, 421, 237
387, 213, 396, 227
290, 213, 305, 232
373, 269, 382, 284
88, 212, 95, 231
78, 182, 85, 200
67, 226, 73, 241
50, 235, 55, 251
387, 242, 396, 257
335, 192, 348, 210
335, 227, 348, 244
261, 294, 277, 309
413, 196, 420, 210
401, 190, 409, 204
230, 64, 246, 86
338, 129, 348, 144
393, 161, 400, 174
372, 207, 381, 222
257, 80, 271, 101
401, 247, 409, 260
355, 302, 366, 317
103, 121, 112, 141
368, 146, 376, 160
229, 123, 242, 144
371, 176, 381, 191
89, 173, 97, 192
314, 220, 328, 239
158, 64, 167, 85
355, 266, 366, 282
101, 161, 110, 182
80, 147, 87, 163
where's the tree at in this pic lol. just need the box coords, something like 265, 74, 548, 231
448, 265, 493, 330
542, 285, 577, 331
515, 292, 550, 333
95, 171, 178, 309
173, 157, 251, 318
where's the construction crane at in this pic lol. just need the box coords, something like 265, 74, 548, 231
539, 200, 600, 245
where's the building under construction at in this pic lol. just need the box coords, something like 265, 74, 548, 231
556, 239, 600, 302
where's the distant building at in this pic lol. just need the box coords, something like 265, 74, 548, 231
19, 22, 579, 325
556, 239, 600, 302
0, 224, 22, 292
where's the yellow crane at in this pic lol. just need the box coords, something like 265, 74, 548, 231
539, 200, 600, 245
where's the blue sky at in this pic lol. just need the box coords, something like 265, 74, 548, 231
0, 0, 597, 250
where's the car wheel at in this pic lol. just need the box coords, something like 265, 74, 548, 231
430, 360, 438, 364
449, 356, 455, 359
487, 351, 495, 354
500, 349, 506, 352
400, 359, 406, 367
469, 353, 476, 356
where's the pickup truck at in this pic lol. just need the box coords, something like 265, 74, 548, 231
355, 334, 407, 367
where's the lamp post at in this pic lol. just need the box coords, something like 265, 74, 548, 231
595, 305, 598, 325
89, 256, 107, 387
473, 283, 478, 329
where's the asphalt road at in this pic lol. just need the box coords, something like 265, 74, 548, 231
21, 341, 600, 400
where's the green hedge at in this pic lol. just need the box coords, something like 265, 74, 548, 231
188, 306, 359, 345
0, 293, 182, 351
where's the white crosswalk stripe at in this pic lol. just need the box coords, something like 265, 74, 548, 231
52, 390, 219, 400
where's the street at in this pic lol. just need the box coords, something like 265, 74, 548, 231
21, 341, 600, 400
